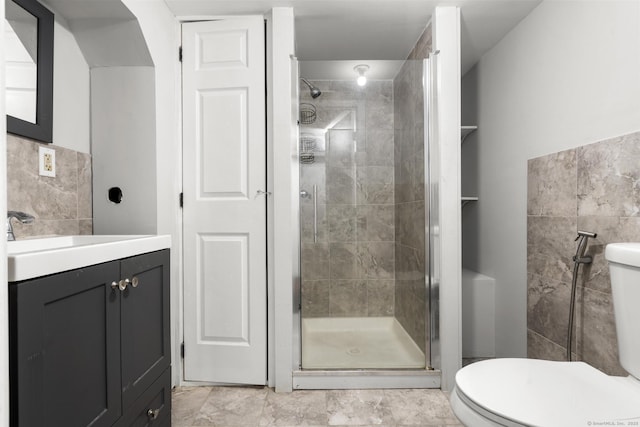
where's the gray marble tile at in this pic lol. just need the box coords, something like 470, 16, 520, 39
329, 280, 368, 317
77, 152, 93, 219
527, 149, 577, 217
260, 389, 327, 426
396, 201, 425, 250
172, 386, 213, 427
358, 242, 395, 280
79, 219, 93, 235
408, 25, 432, 60
367, 280, 395, 316
384, 389, 460, 425
329, 243, 358, 280
577, 216, 640, 293
527, 273, 575, 348
364, 80, 393, 103
193, 386, 268, 426
527, 216, 577, 283
577, 131, 640, 217
302, 243, 330, 281
395, 279, 427, 350
326, 390, 394, 426
357, 130, 394, 167
301, 203, 327, 243
328, 205, 357, 243
356, 167, 394, 205
365, 104, 394, 131
300, 164, 327, 200
581, 287, 627, 376
395, 244, 425, 281
12, 219, 80, 239
172, 384, 463, 427
6, 134, 94, 239
327, 130, 356, 168
410, 146, 425, 202
327, 167, 356, 205
527, 329, 567, 361
302, 280, 330, 318
394, 152, 412, 204
357, 205, 394, 242
7, 135, 78, 221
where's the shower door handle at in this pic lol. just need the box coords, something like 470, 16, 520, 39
313, 185, 318, 243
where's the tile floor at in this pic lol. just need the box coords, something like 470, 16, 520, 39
172, 386, 464, 426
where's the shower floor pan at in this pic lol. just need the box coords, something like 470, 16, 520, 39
302, 317, 425, 369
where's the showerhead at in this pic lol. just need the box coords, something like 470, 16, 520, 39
301, 78, 322, 99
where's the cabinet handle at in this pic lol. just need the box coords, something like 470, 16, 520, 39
118, 278, 130, 291
147, 408, 161, 420
131, 276, 139, 288
111, 281, 119, 290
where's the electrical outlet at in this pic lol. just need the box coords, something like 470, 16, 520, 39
39, 147, 56, 177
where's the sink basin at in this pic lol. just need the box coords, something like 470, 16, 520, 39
8, 235, 171, 282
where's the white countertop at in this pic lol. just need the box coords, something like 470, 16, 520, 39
8, 235, 171, 282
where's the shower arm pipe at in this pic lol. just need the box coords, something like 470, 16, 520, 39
567, 230, 597, 361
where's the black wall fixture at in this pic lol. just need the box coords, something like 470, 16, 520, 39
108, 187, 123, 204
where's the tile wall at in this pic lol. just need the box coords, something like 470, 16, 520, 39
392, 26, 431, 350
299, 25, 432, 357
7, 134, 93, 238
527, 130, 640, 376
300, 80, 396, 318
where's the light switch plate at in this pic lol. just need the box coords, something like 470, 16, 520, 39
39, 146, 56, 177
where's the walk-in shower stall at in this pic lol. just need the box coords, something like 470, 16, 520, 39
292, 53, 441, 388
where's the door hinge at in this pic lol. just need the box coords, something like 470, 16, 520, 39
181, 342, 185, 358
179, 192, 183, 208
179, 46, 183, 62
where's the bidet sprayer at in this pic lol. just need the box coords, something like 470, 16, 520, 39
574, 230, 597, 264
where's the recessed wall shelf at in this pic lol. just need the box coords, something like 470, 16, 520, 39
461, 126, 478, 144
462, 196, 478, 208
461, 125, 479, 207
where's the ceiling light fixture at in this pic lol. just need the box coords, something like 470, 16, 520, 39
354, 64, 370, 86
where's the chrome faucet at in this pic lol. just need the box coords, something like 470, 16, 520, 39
7, 211, 35, 241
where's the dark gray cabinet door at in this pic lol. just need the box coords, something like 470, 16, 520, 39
10, 261, 122, 427
119, 250, 170, 410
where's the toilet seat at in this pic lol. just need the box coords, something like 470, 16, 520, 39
452, 358, 640, 427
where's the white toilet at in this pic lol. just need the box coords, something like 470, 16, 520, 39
450, 243, 640, 426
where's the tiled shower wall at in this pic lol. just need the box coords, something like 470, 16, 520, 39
300, 80, 396, 318
7, 134, 93, 237
392, 27, 431, 350
527, 130, 640, 376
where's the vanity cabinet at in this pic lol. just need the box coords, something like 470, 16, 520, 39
9, 249, 171, 427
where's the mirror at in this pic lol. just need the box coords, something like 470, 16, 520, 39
5, 0, 53, 143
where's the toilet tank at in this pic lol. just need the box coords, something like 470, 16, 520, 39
605, 243, 640, 379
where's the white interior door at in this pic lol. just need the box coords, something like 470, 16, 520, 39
182, 17, 267, 385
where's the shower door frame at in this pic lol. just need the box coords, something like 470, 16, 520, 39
291, 58, 441, 389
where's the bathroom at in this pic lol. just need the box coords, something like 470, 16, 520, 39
2, 0, 640, 425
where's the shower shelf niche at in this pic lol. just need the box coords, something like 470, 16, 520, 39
461, 197, 478, 208
461, 126, 477, 144
461, 125, 478, 207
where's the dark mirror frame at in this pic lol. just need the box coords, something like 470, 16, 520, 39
6, 0, 54, 144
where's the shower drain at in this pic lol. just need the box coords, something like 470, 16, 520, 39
347, 347, 361, 355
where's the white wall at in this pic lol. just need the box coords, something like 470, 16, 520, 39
433, 6, 462, 392
461, 0, 640, 358
1, 4, 9, 425
53, 17, 90, 153
91, 66, 158, 235
266, 7, 296, 392
119, 0, 181, 386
